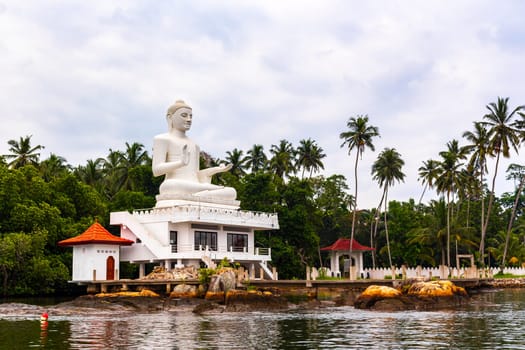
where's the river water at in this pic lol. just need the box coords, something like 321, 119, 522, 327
1, 289, 524, 349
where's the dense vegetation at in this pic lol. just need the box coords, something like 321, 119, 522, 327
1, 96, 525, 296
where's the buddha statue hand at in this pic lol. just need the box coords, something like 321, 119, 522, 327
219, 163, 233, 172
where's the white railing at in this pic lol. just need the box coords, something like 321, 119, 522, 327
255, 247, 271, 256
185, 244, 270, 257
308, 265, 525, 280
132, 205, 279, 229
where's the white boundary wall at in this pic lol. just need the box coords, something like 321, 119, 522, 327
310, 266, 525, 280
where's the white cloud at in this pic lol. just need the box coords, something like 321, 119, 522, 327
1, 0, 524, 208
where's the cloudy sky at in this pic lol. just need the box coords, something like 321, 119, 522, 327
1, 1, 524, 208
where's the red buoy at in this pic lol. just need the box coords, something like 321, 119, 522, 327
40, 312, 48, 322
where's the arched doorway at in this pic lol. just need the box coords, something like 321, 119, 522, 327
106, 256, 115, 280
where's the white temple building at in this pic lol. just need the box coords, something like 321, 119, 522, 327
110, 100, 279, 279
61, 99, 279, 282
110, 198, 279, 279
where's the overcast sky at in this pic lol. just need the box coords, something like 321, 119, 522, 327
1, 1, 524, 209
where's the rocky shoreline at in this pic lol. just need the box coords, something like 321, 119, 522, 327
2, 278, 525, 317
479, 277, 525, 288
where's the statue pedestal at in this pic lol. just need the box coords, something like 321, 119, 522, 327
155, 194, 240, 209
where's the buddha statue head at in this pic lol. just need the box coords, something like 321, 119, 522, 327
166, 100, 193, 132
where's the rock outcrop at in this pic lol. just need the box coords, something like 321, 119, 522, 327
204, 267, 237, 302
354, 281, 469, 311
170, 284, 198, 298
224, 289, 288, 312
142, 266, 199, 280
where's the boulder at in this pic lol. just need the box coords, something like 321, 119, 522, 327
170, 284, 198, 298
355, 281, 469, 311
207, 268, 237, 293
407, 280, 468, 297
354, 285, 403, 309
204, 291, 225, 303
224, 289, 288, 312
204, 268, 238, 303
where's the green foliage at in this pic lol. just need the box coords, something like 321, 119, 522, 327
110, 191, 155, 212
4, 127, 525, 296
0, 230, 68, 296
494, 272, 525, 279
198, 268, 216, 285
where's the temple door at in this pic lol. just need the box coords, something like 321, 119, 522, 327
106, 256, 115, 280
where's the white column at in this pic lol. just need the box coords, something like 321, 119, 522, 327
334, 252, 340, 276
176, 259, 183, 268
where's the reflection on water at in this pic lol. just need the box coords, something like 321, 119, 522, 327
1, 289, 525, 349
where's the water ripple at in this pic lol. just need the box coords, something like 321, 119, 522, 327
2, 290, 525, 349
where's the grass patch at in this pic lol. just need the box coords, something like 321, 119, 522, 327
493, 272, 525, 279
316, 276, 343, 281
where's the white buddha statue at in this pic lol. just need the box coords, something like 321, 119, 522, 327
152, 100, 237, 206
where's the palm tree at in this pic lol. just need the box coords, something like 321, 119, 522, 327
417, 159, 439, 205
4, 135, 44, 169
102, 149, 126, 199
456, 164, 481, 229
122, 142, 148, 168
39, 153, 71, 181
435, 143, 464, 267
296, 138, 326, 178
480, 97, 523, 265
269, 140, 296, 179
463, 122, 491, 237
501, 163, 525, 269
371, 148, 405, 268
224, 148, 247, 177
75, 158, 105, 190
245, 144, 267, 173
407, 199, 448, 266
120, 142, 149, 190
339, 115, 379, 275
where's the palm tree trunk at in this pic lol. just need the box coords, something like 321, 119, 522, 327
370, 190, 386, 269
481, 152, 501, 266
384, 187, 393, 268
446, 191, 451, 267
501, 173, 525, 270
479, 167, 486, 264
466, 197, 471, 229
349, 151, 359, 279
418, 183, 428, 206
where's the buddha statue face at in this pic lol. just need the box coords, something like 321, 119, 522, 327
169, 107, 193, 132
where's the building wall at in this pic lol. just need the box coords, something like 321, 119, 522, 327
72, 244, 120, 281
115, 212, 269, 267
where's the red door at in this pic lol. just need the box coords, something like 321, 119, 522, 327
106, 256, 115, 280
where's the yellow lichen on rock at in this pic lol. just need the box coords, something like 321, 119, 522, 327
95, 289, 159, 298
407, 280, 467, 297
361, 285, 402, 298
139, 289, 160, 297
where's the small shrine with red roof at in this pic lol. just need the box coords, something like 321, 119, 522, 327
320, 238, 374, 279
59, 221, 134, 281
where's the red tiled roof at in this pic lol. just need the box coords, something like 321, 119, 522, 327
320, 238, 375, 252
58, 222, 134, 247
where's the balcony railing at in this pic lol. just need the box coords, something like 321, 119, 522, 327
170, 244, 271, 257
132, 205, 279, 229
